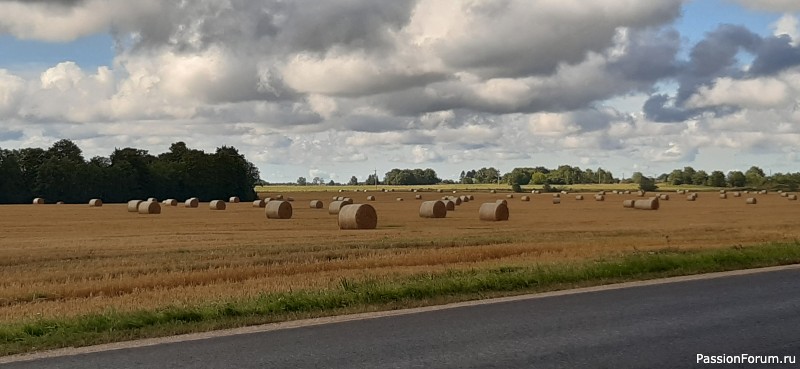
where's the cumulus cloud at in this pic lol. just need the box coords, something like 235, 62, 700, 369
4, 0, 800, 180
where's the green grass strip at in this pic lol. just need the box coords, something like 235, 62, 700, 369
2, 242, 800, 356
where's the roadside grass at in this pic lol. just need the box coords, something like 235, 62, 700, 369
2, 241, 799, 356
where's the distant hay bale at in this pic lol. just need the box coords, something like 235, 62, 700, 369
687, 195, 696, 201
275, 195, 284, 200
719, 194, 727, 199
263, 197, 273, 203
575, 195, 584, 200
127, 200, 143, 212
759, 190, 767, 195
450, 196, 462, 205
496, 199, 508, 205
624, 190, 631, 195
788, 195, 797, 201
338, 189, 344, 193
634, 197, 659, 210
460, 195, 470, 203
521, 196, 530, 202
367, 196, 376, 201
637, 191, 646, 197
332, 196, 338, 201
733, 192, 742, 197
442, 200, 456, 211
89, 199, 103, 207
329, 200, 352, 215
561, 190, 568, 194
452, 190, 457, 194
138, 201, 161, 215
56, 201, 64, 205
612, 190, 619, 195
438, 189, 444, 193
338, 204, 378, 230
396, 198, 404, 201
719, 190, 726, 194
342, 197, 353, 203
310, 200, 324, 208
552, 198, 561, 204
506, 194, 514, 198
533, 190, 541, 194
147, 197, 157, 202
266, 200, 293, 219
479, 202, 509, 221
209, 200, 226, 210
253, 199, 267, 208
468, 195, 474, 200
746, 197, 758, 204
595, 195, 605, 201
553, 193, 560, 198
598, 191, 606, 196
490, 190, 496, 194
623, 200, 635, 208
419, 201, 447, 218
659, 194, 670, 201
415, 194, 423, 200
412, 189, 418, 193
781, 193, 789, 198
32, 198, 45, 205
185, 198, 199, 208
229, 196, 240, 203
164, 199, 178, 206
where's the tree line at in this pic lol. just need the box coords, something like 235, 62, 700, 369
0, 140, 260, 204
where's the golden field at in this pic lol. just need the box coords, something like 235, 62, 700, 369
1, 190, 798, 324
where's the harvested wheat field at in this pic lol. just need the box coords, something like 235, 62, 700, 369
1, 191, 798, 324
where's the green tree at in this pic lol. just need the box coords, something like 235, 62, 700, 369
692, 170, 709, 185
708, 171, 727, 187
531, 172, 548, 185
726, 171, 745, 187
297, 177, 308, 186
348, 176, 358, 185
745, 166, 765, 187
639, 176, 658, 192
668, 169, 684, 185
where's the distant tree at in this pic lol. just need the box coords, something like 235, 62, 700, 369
668, 169, 684, 185
312, 176, 323, 185
630, 172, 644, 184
726, 171, 746, 187
639, 176, 658, 192
531, 172, 548, 185
365, 174, 379, 185
708, 171, 727, 187
327, 180, 336, 186
682, 166, 696, 186
692, 170, 709, 186
348, 176, 358, 185
297, 177, 307, 186
745, 166, 765, 187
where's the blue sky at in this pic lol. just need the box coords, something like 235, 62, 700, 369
1, 0, 800, 183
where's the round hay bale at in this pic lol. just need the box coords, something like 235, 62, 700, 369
624, 190, 631, 195
623, 200, 635, 208
490, 190, 496, 194
342, 197, 353, 203
598, 191, 606, 196
390, 189, 395, 192
637, 191, 646, 197
437, 189, 443, 193
209, 200, 226, 210
552, 198, 561, 204
266, 200, 293, 219
147, 197, 158, 202
451, 196, 462, 206
553, 193, 560, 198
496, 199, 508, 205
338, 189, 344, 193
32, 198, 45, 205
442, 200, 456, 211
521, 196, 530, 202
460, 195, 470, 203
56, 201, 64, 205
595, 195, 605, 201
275, 195, 284, 200
634, 197, 659, 210
781, 193, 789, 198
719, 190, 726, 194
561, 190, 569, 195
310, 200, 324, 208
263, 197, 273, 203
788, 195, 797, 201
659, 194, 670, 201
419, 201, 447, 219
759, 190, 768, 195
253, 199, 267, 208
687, 195, 696, 201
127, 200, 143, 212
719, 194, 728, 199
88, 199, 103, 207
332, 196, 338, 201
468, 195, 475, 200
138, 201, 161, 215
338, 204, 378, 230
396, 198, 404, 202
415, 194, 423, 200
612, 190, 619, 195
733, 192, 741, 197
575, 195, 584, 200
746, 197, 758, 204
412, 189, 418, 193
164, 199, 178, 206
329, 200, 349, 215
286, 197, 295, 202
185, 198, 199, 208
506, 194, 514, 199
367, 196, 376, 201
479, 202, 509, 221
228, 196, 240, 203
452, 190, 458, 194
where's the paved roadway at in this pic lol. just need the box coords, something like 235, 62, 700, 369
3, 267, 800, 368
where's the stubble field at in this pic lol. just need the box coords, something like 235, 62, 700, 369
1, 190, 798, 325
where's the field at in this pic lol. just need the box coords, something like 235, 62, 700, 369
1, 189, 799, 330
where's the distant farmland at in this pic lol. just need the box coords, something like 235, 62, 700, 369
1, 189, 798, 326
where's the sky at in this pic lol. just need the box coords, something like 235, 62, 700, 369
2, 0, 800, 183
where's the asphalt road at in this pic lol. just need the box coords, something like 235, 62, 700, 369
3, 267, 800, 368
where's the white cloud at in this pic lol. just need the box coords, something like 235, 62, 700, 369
687, 77, 791, 109
772, 14, 800, 46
